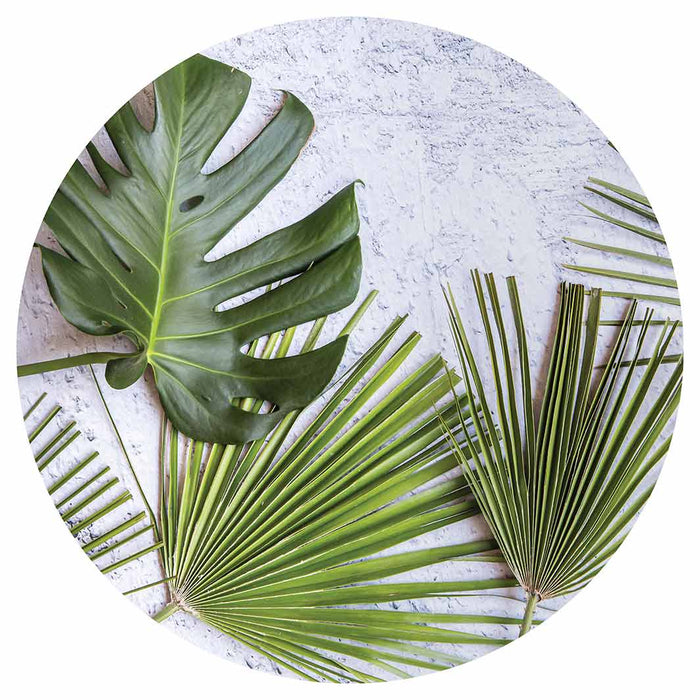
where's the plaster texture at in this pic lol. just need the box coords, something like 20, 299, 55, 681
17, 17, 681, 680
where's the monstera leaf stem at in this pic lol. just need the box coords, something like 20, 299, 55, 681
18, 351, 139, 377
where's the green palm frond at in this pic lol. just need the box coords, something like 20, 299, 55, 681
148, 293, 526, 682
442, 271, 682, 636
563, 177, 679, 308
24, 392, 163, 585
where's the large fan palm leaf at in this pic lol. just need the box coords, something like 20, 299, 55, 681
150, 295, 523, 681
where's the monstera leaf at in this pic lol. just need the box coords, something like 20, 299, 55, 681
29, 54, 362, 444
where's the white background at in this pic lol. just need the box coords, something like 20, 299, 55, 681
1, 1, 698, 697
18, 15, 663, 668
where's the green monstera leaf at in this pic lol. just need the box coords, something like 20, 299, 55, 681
32, 54, 362, 444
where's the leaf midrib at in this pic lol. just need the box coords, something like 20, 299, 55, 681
147, 73, 186, 357
151, 351, 264, 380
155, 279, 348, 342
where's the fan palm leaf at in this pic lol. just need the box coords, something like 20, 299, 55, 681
442, 271, 682, 636
148, 293, 525, 681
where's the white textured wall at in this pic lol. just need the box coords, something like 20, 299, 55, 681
16, 17, 680, 680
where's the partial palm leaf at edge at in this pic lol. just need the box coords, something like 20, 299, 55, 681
564, 177, 679, 308
23, 393, 164, 587
442, 272, 682, 636
19, 53, 363, 445
147, 294, 532, 682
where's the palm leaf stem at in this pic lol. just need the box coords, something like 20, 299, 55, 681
153, 602, 179, 622
519, 592, 539, 637
90, 365, 159, 536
